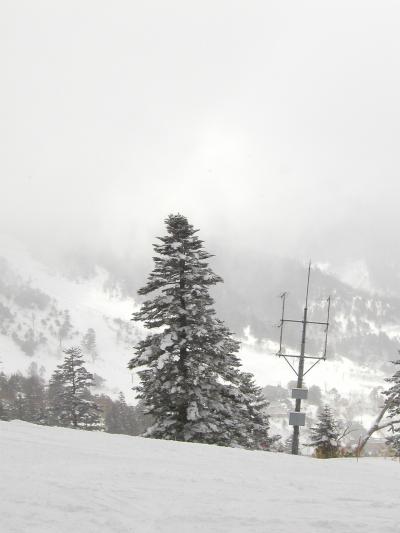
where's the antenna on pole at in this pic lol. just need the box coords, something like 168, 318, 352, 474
276, 261, 331, 455
305, 260, 311, 308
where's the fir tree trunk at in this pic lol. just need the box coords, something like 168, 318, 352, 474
71, 355, 78, 428
177, 258, 188, 438
357, 395, 394, 455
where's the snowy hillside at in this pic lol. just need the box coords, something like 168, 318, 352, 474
0, 236, 398, 419
0, 237, 143, 398
1, 421, 399, 533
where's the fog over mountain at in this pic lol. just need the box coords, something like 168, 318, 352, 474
2, 0, 400, 293
2, 1, 400, 411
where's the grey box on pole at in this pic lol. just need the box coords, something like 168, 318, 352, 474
291, 388, 308, 400
289, 412, 306, 426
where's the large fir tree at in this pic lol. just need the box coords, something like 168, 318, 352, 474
308, 405, 340, 458
129, 214, 268, 447
383, 359, 400, 456
48, 346, 101, 429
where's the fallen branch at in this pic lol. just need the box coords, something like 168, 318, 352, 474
356, 395, 397, 455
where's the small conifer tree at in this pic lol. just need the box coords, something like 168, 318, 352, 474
23, 364, 47, 424
308, 405, 340, 458
383, 359, 400, 456
237, 373, 272, 450
82, 328, 98, 362
48, 346, 101, 429
0, 371, 10, 421
103, 392, 134, 434
129, 214, 268, 447
58, 310, 73, 349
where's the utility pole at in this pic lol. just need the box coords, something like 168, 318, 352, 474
277, 262, 331, 455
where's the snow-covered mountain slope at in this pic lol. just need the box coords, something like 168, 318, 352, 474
1, 420, 399, 533
0, 236, 398, 410
0, 237, 143, 398
213, 252, 400, 372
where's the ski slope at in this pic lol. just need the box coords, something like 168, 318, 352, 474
1, 421, 399, 533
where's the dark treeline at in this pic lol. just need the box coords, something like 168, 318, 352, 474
0, 361, 152, 436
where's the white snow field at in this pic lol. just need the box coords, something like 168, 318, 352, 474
0, 421, 399, 533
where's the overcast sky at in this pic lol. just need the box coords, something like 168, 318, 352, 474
2, 1, 400, 292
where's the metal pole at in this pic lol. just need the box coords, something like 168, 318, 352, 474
291, 262, 311, 455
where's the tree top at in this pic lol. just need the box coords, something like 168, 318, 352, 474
162, 214, 198, 240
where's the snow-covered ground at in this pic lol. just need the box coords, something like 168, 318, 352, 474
1, 421, 399, 533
